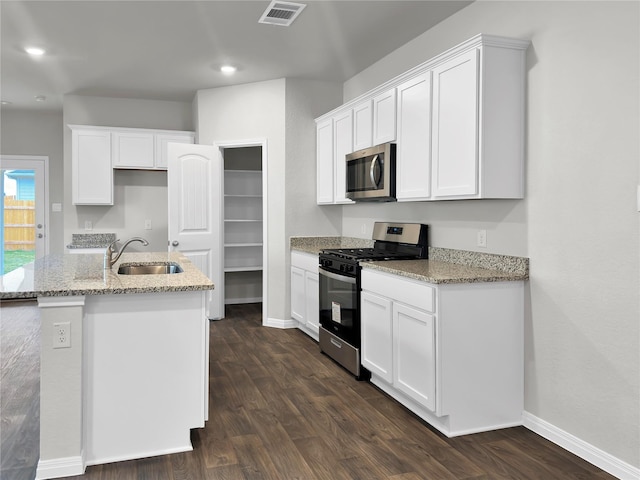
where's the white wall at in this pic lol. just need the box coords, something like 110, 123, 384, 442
342, 0, 639, 469
1, 109, 65, 253
62, 95, 193, 251
196, 78, 343, 322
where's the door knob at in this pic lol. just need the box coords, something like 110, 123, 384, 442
37, 233, 43, 238
37, 224, 43, 229
172, 241, 179, 247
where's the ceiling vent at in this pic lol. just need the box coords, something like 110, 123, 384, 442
258, 1, 306, 27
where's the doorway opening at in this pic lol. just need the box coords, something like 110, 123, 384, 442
221, 146, 264, 312
0, 155, 49, 274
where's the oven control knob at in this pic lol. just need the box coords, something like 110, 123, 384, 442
339, 264, 345, 272
347, 265, 354, 272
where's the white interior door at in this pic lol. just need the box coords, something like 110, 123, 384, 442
167, 143, 223, 319
0, 155, 48, 274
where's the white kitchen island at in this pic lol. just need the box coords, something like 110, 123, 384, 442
0, 252, 214, 479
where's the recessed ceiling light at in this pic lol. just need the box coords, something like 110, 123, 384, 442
35, 95, 46, 102
220, 65, 237, 75
1, 100, 12, 106
25, 46, 46, 56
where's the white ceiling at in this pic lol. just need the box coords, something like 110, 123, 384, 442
1, 1, 472, 111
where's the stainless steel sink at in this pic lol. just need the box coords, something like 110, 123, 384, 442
117, 262, 184, 275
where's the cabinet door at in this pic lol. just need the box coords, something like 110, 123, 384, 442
372, 88, 397, 145
393, 302, 436, 412
304, 271, 319, 334
333, 110, 354, 204
396, 72, 432, 201
112, 131, 155, 169
432, 49, 479, 198
71, 128, 113, 205
316, 118, 334, 204
291, 266, 306, 324
155, 133, 195, 169
353, 100, 373, 151
361, 291, 393, 383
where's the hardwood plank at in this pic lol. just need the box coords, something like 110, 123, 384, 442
229, 433, 280, 480
0, 301, 618, 480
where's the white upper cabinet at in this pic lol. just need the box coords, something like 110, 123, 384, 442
432, 49, 479, 198
112, 128, 194, 170
70, 126, 113, 205
372, 87, 397, 145
352, 99, 373, 151
112, 131, 155, 169
155, 132, 196, 169
333, 109, 354, 204
316, 117, 335, 204
396, 72, 432, 201
70, 124, 195, 205
315, 34, 529, 204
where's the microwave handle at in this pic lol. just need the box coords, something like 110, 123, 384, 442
370, 154, 381, 187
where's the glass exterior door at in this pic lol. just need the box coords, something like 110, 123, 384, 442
0, 156, 47, 275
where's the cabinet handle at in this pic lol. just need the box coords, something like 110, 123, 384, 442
172, 241, 179, 247
330, 338, 342, 349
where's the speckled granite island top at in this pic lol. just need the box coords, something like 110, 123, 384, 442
0, 252, 214, 299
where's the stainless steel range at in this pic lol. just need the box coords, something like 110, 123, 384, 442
318, 222, 429, 379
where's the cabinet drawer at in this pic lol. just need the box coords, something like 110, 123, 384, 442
291, 251, 319, 273
362, 268, 435, 313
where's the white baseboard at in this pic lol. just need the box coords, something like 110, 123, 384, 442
35, 454, 85, 479
264, 316, 298, 329
85, 445, 192, 468
522, 411, 639, 480
224, 296, 262, 305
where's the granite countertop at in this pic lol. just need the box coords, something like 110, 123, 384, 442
361, 259, 528, 284
66, 233, 116, 249
0, 252, 214, 299
290, 236, 373, 255
291, 236, 529, 284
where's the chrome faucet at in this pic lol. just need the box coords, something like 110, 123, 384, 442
104, 237, 149, 269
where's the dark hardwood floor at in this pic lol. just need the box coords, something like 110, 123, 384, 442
1, 301, 615, 480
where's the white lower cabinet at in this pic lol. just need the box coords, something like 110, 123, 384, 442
393, 302, 436, 412
361, 267, 524, 437
291, 251, 319, 340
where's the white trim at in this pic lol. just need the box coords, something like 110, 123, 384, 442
264, 316, 298, 329
84, 444, 192, 468
37, 296, 86, 308
213, 138, 268, 326
522, 412, 640, 480
225, 296, 263, 305
35, 454, 85, 479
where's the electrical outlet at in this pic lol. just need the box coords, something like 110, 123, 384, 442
144, 219, 152, 230
84, 220, 92, 231
53, 322, 71, 349
361, 223, 366, 234
477, 230, 487, 248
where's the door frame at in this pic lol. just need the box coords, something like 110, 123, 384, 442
0, 155, 50, 266
213, 139, 268, 325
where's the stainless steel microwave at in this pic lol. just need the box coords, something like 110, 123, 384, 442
345, 142, 396, 202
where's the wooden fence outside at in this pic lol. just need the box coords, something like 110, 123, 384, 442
4, 197, 35, 251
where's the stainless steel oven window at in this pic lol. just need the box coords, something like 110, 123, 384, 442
318, 267, 359, 344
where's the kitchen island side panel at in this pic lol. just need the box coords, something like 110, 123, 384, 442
83, 291, 208, 466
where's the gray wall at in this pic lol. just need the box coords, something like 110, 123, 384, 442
195, 78, 343, 322
0, 109, 65, 253
342, 0, 639, 469
62, 95, 193, 252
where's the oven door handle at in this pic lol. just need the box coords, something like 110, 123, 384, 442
319, 266, 357, 285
